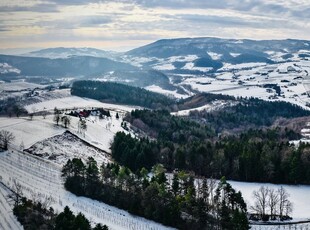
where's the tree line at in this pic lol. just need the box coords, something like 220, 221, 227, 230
62, 157, 249, 230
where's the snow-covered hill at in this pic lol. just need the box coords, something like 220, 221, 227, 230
123, 37, 310, 75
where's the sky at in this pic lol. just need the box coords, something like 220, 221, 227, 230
1, 0, 310, 52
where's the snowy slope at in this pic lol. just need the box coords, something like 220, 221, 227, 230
0, 183, 23, 230
25, 131, 111, 166
0, 150, 174, 230
24, 96, 139, 113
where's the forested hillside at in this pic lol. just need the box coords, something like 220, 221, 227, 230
114, 109, 310, 184
71, 81, 174, 109
189, 98, 310, 132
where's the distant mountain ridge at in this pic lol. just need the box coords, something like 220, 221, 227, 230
0, 54, 135, 77
0, 37, 309, 89
22, 47, 119, 59
127, 37, 310, 59
123, 37, 310, 74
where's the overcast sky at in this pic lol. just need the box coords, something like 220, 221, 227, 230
1, 0, 309, 51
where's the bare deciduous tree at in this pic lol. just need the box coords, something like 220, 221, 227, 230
0, 130, 15, 150
251, 186, 269, 219
61, 115, 71, 128
268, 188, 279, 220
7, 179, 23, 206
54, 109, 61, 126
278, 186, 292, 219
251, 186, 293, 221
78, 118, 87, 137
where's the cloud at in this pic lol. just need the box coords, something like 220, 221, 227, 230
0, 0, 309, 50
36, 15, 114, 30
0, 3, 59, 13
175, 13, 302, 30
134, 0, 310, 21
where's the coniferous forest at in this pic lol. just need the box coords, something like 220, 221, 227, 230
71, 81, 174, 109
113, 109, 310, 184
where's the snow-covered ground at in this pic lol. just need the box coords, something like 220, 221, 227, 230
0, 113, 127, 156
25, 131, 111, 166
229, 180, 310, 219
171, 100, 237, 116
250, 223, 310, 230
0, 116, 64, 149
0, 183, 23, 230
145, 85, 187, 99
0, 95, 172, 229
0, 150, 174, 230
24, 96, 139, 113
0, 81, 43, 92
179, 60, 310, 110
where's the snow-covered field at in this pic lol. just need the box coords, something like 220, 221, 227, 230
179, 60, 310, 109
229, 180, 310, 219
0, 81, 43, 92
0, 113, 127, 155
24, 96, 139, 113
171, 100, 237, 116
0, 116, 64, 149
145, 85, 187, 99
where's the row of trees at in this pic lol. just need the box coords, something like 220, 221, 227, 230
62, 157, 249, 230
251, 186, 293, 221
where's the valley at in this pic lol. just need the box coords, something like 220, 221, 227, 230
1, 37, 310, 229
